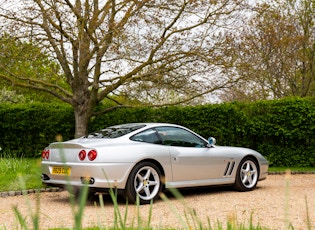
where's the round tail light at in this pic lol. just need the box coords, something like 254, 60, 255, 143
78, 150, 86, 161
41, 149, 49, 160
88, 150, 97, 161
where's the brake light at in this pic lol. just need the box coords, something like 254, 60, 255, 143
88, 150, 97, 161
42, 149, 49, 160
78, 150, 86, 161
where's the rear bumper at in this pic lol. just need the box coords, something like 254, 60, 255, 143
41, 161, 135, 189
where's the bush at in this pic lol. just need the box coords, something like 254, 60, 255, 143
90, 97, 315, 167
0, 102, 74, 157
242, 97, 315, 166
1, 97, 315, 166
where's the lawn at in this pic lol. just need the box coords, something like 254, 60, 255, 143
0, 157, 42, 192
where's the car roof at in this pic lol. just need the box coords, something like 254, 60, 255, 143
109, 123, 183, 129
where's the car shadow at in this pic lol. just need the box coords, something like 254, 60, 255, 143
85, 185, 265, 206
50, 185, 266, 206
171, 184, 265, 198
161, 185, 236, 201
83, 187, 229, 206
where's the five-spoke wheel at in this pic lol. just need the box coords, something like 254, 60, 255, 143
125, 162, 162, 204
234, 157, 259, 191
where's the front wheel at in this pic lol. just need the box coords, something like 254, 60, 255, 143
125, 162, 162, 204
234, 157, 259, 191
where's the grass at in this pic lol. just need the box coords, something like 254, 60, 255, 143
0, 155, 42, 192
268, 166, 315, 173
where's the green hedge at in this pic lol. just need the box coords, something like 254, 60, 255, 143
0, 102, 74, 157
1, 97, 315, 167
90, 97, 315, 167
89, 104, 247, 146
242, 98, 315, 166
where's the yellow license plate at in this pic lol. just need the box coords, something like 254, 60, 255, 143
52, 166, 71, 175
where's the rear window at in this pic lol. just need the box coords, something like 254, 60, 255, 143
84, 124, 146, 138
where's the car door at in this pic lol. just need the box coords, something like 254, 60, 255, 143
155, 126, 222, 182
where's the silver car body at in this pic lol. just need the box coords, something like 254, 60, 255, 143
41, 123, 268, 193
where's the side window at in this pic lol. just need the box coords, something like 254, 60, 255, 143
156, 127, 207, 147
130, 129, 162, 144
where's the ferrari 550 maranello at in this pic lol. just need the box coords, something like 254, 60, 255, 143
41, 123, 268, 204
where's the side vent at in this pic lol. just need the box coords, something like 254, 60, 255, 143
223, 161, 235, 177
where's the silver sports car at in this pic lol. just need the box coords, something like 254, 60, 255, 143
41, 123, 268, 204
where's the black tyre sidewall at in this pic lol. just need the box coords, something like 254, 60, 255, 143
125, 161, 162, 204
234, 157, 259, 192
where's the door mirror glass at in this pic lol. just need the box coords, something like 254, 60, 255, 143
208, 137, 216, 146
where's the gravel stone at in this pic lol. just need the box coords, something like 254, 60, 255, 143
0, 174, 314, 230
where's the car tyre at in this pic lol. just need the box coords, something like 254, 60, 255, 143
234, 157, 259, 191
125, 162, 162, 204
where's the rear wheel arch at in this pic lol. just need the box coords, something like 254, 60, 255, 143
138, 159, 165, 175
124, 159, 165, 204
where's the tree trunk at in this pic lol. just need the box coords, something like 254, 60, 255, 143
73, 104, 91, 138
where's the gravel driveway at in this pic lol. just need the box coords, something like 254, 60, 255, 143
0, 173, 315, 230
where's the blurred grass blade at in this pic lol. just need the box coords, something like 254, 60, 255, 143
17, 174, 40, 230
13, 206, 29, 230
74, 184, 89, 230
305, 195, 311, 230
160, 191, 188, 229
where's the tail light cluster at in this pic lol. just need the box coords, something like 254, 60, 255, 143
41, 149, 97, 161
78, 149, 97, 161
42, 149, 50, 160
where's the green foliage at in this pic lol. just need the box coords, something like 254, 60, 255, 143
0, 34, 59, 80
242, 97, 315, 166
0, 87, 28, 103
0, 102, 74, 157
0, 34, 66, 103
1, 97, 315, 166
90, 97, 315, 167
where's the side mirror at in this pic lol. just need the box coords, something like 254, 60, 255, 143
207, 137, 216, 147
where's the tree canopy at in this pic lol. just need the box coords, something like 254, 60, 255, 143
0, 34, 63, 102
220, 0, 315, 101
0, 0, 247, 137
1, 0, 314, 137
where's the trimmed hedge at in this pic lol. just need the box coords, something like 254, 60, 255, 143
1, 97, 315, 167
89, 104, 247, 147
90, 97, 315, 167
244, 98, 315, 167
0, 102, 74, 157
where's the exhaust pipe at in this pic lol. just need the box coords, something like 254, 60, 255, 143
81, 177, 95, 185
41, 174, 50, 180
